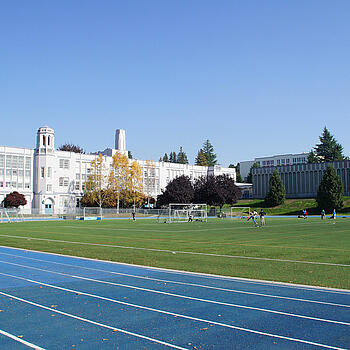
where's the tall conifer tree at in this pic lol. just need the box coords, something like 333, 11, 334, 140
264, 169, 286, 207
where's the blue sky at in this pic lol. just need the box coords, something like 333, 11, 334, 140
1, 1, 349, 166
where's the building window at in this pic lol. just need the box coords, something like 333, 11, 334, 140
6, 182, 10, 187
18, 182, 23, 188
47, 184, 52, 192
47, 167, 52, 178
41, 167, 45, 178
0, 169, 3, 175
0, 181, 3, 188
25, 170, 31, 177
25, 157, 31, 169
75, 181, 80, 190
59, 177, 69, 187
0, 155, 4, 168
25, 183, 30, 189
76, 173, 80, 180
59, 159, 70, 169
6, 170, 11, 176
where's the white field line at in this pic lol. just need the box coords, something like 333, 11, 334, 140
0, 275, 346, 350
1, 265, 349, 327
0, 329, 46, 350
0, 233, 349, 267
0, 292, 189, 350
0, 252, 349, 308
1, 246, 349, 296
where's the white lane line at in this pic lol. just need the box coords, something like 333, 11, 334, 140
0, 292, 189, 350
0, 267, 349, 327
1, 247, 350, 297
0, 279, 346, 350
1, 250, 350, 305
0, 329, 45, 349
0, 234, 349, 267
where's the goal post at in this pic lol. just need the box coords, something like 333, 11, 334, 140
230, 207, 251, 219
0, 208, 24, 223
83, 207, 103, 220
168, 203, 207, 223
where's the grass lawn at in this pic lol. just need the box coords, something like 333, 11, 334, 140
0, 216, 349, 289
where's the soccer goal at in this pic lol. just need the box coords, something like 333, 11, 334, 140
230, 207, 251, 219
0, 208, 24, 223
168, 203, 207, 223
83, 207, 103, 220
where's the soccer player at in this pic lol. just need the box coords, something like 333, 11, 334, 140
132, 210, 136, 221
321, 209, 326, 220
259, 209, 266, 226
332, 209, 336, 220
247, 210, 258, 226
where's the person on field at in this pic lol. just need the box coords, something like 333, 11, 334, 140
321, 209, 326, 220
331, 209, 336, 220
259, 209, 266, 226
302, 209, 308, 219
132, 210, 136, 221
247, 210, 258, 226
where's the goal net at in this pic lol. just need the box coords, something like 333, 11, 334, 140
230, 207, 251, 219
83, 207, 103, 220
168, 203, 207, 223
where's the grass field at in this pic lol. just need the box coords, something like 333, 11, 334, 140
0, 216, 349, 289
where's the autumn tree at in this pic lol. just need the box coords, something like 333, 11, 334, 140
195, 149, 208, 166
3, 191, 27, 208
82, 154, 110, 208
109, 151, 129, 212
316, 166, 343, 212
124, 161, 144, 208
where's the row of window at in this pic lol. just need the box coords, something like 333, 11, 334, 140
260, 157, 307, 167
0, 155, 32, 169
0, 169, 31, 177
0, 181, 30, 189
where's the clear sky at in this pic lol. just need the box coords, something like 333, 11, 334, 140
1, 1, 349, 166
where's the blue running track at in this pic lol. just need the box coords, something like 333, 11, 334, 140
0, 245, 349, 349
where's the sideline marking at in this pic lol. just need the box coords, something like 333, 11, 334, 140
1, 265, 350, 326
0, 329, 45, 350
0, 277, 346, 350
0, 233, 349, 267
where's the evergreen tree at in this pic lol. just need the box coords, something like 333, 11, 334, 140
128, 151, 133, 159
246, 162, 260, 183
307, 150, 319, 164
162, 153, 169, 162
264, 169, 286, 207
313, 127, 344, 162
169, 152, 177, 163
195, 149, 208, 166
58, 143, 85, 154
177, 147, 189, 164
316, 166, 343, 212
202, 140, 217, 166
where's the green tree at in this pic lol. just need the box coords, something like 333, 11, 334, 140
313, 127, 344, 162
202, 140, 217, 166
162, 153, 169, 162
58, 143, 85, 154
128, 151, 133, 159
316, 166, 343, 212
246, 162, 260, 183
169, 152, 177, 163
229, 163, 242, 182
307, 150, 320, 164
195, 149, 208, 166
264, 169, 286, 207
177, 147, 189, 164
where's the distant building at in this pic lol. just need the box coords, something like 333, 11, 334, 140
252, 160, 350, 199
0, 126, 236, 214
240, 153, 308, 181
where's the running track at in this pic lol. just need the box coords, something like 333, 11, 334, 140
0, 246, 349, 349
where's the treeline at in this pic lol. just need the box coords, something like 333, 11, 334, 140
160, 140, 218, 166
157, 174, 241, 209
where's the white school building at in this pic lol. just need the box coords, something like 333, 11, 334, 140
0, 126, 236, 214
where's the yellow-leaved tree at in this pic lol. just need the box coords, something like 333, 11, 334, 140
82, 154, 111, 208
123, 160, 145, 209
109, 151, 129, 212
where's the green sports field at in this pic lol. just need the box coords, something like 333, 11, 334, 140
0, 217, 349, 289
